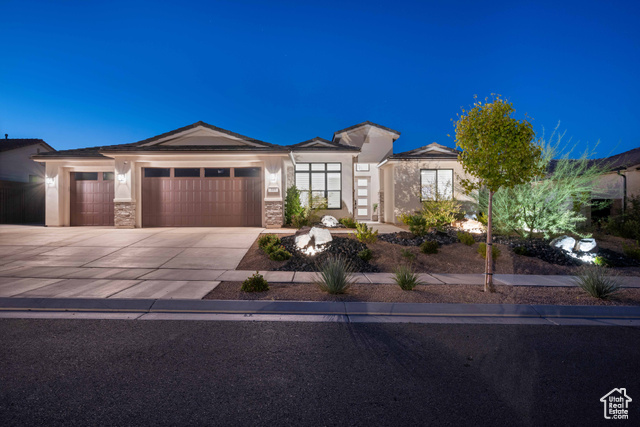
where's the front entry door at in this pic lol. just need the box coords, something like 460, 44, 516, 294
355, 177, 371, 221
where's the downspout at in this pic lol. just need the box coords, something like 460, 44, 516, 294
617, 170, 626, 215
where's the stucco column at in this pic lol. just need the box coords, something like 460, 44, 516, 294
264, 158, 284, 228
114, 158, 136, 228
45, 163, 63, 226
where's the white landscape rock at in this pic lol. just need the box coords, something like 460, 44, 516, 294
574, 238, 598, 253
321, 215, 340, 228
294, 234, 311, 250
309, 227, 333, 246
550, 235, 576, 252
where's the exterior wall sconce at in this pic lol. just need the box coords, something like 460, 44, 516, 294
117, 174, 126, 183
45, 177, 55, 185
270, 173, 277, 183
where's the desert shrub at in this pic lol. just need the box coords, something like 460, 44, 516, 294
457, 231, 475, 246
420, 240, 438, 254
477, 212, 488, 226
358, 248, 373, 261
477, 243, 500, 259
241, 272, 269, 292
284, 186, 304, 226
399, 212, 413, 225
339, 217, 357, 228
421, 199, 462, 229
513, 246, 530, 256
400, 248, 416, 261
573, 266, 620, 300
315, 255, 354, 294
354, 222, 379, 243
393, 264, 423, 290
593, 256, 611, 267
622, 240, 640, 260
290, 193, 328, 228
269, 246, 292, 261
406, 214, 428, 237
603, 196, 640, 240
258, 234, 280, 250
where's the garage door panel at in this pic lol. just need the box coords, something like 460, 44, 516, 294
70, 173, 114, 226
142, 168, 261, 227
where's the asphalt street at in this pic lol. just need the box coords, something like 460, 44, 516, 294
1, 320, 638, 426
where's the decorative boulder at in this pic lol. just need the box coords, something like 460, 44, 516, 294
321, 215, 340, 228
309, 227, 332, 246
550, 235, 576, 252
574, 238, 598, 253
294, 234, 311, 250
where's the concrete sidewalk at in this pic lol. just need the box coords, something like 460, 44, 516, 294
1, 297, 639, 326
1, 268, 639, 301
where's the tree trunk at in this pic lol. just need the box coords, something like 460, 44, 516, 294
484, 190, 494, 292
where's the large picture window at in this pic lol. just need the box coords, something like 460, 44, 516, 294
421, 169, 453, 201
295, 163, 342, 209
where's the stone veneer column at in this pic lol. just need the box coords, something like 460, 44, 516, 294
379, 192, 385, 223
114, 201, 136, 228
265, 201, 283, 228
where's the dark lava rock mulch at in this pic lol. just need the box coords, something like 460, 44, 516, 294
275, 235, 378, 272
378, 229, 460, 247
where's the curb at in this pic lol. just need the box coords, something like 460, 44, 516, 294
1, 297, 640, 325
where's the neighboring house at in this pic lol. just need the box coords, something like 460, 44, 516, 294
33, 121, 462, 228
0, 135, 55, 182
0, 135, 55, 224
591, 146, 640, 219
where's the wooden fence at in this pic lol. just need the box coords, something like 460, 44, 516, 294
0, 180, 45, 224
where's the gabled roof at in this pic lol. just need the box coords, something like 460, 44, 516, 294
602, 146, 640, 170
33, 121, 289, 159
333, 121, 401, 138
289, 137, 360, 152
1, 138, 55, 153
387, 142, 460, 160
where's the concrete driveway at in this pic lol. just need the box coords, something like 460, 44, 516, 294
0, 225, 263, 299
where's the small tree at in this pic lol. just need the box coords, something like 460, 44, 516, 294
454, 95, 544, 291
284, 185, 304, 226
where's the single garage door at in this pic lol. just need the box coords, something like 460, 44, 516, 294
142, 167, 262, 227
70, 172, 115, 226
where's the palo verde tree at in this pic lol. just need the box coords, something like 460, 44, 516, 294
453, 95, 544, 292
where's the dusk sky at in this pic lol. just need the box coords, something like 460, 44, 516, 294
1, 0, 639, 158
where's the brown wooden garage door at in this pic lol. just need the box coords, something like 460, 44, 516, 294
70, 172, 115, 226
142, 167, 262, 227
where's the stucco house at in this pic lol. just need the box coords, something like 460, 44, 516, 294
0, 135, 55, 183
34, 120, 471, 228
591, 146, 640, 219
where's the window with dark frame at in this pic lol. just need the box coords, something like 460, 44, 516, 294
295, 163, 342, 209
420, 169, 454, 201
103, 172, 114, 181
174, 168, 200, 177
74, 172, 98, 181
234, 167, 261, 177
144, 168, 170, 178
204, 168, 230, 177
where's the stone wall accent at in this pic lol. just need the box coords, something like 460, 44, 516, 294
265, 201, 283, 228
379, 192, 385, 223
115, 202, 136, 228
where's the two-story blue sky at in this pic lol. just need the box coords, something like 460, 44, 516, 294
1, 0, 639, 157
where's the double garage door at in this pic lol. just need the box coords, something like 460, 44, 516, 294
141, 167, 262, 227
70, 167, 262, 227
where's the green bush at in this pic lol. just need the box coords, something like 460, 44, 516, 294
477, 243, 500, 259
284, 186, 304, 226
358, 248, 373, 261
421, 198, 462, 229
622, 240, 640, 260
513, 246, 530, 256
268, 246, 292, 261
457, 231, 475, 246
354, 222, 379, 243
339, 217, 357, 228
258, 234, 280, 250
406, 214, 428, 237
315, 255, 354, 294
241, 272, 269, 292
420, 240, 438, 254
573, 266, 620, 300
290, 193, 328, 229
593, 256, 611, 267
393, 264, 423, 290
602, 196, 640, 241
401, 248, 416, 261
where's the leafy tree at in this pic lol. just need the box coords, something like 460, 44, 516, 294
284, 185, 304, 225
476, 126, 611, 239
453, 95, 544, 291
